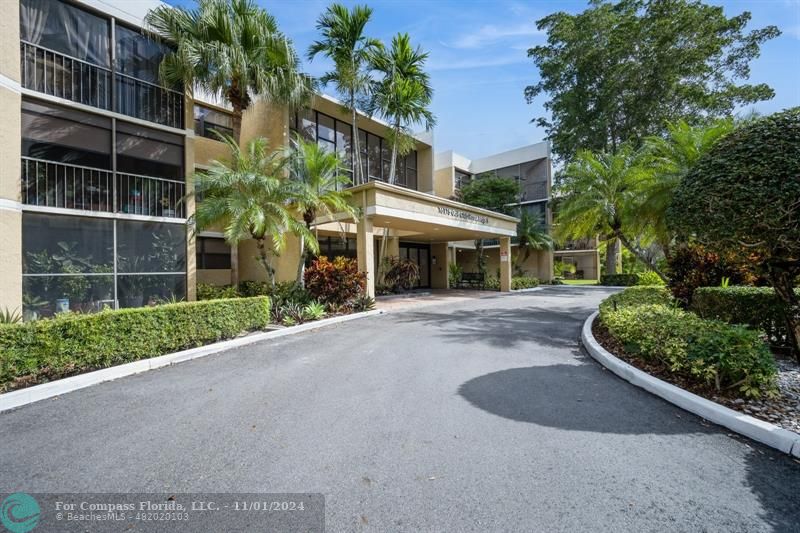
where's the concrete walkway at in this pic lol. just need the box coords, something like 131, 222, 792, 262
1, 286, 798, 532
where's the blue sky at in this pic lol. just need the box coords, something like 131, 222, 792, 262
169, 0, 800, 159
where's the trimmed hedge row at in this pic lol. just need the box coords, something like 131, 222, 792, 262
600, 272, 665, 287
512, 277, 541, 290
0, 297, 270, 392
692, 286, 800, 349
599, 287, 777, 398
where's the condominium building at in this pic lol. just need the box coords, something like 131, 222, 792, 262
1, 0, 562, 319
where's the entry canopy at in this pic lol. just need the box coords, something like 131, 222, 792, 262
317, 181, 519, 242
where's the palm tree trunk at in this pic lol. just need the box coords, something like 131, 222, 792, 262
388, 125, 399, 185
296, 233, 306, 288
606, 237, 621, 276
351, 93, 362, 185
255, 237, 276, 289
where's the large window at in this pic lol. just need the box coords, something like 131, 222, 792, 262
20, 99, 185, 218
197, 237, 231, 269
22, 213, 186, 317
194, 105, 234, 139
19, 0, 183, 128
480, 160, 549, 202
289, 110, 418, 190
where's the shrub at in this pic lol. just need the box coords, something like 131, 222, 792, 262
692, 286, 800, 350
237, 280, 271, 297
0, 297, 270, 392
600, 273, 639, 286
599, 286, 673, 314
636, 271, 665, 286
383, 257, 420, 292
197, 283, 239, 300
448, 262, 463, 287
665, 243, 759, 305
512, 277, 540, 290
484, 277, 500, 290
599, 289, 777, 398
353, 295, 376, 312
304, 256, 366, 306
302, 301, 326, 321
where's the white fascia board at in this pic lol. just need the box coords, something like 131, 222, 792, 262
470, 142, 550, 174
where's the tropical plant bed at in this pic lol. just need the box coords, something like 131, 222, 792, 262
592, 317, 800, 435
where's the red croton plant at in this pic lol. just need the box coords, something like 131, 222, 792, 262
304, 256, 366, 307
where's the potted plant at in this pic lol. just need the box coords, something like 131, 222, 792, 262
160, 196, 176, 217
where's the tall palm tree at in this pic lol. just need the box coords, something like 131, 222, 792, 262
287, 138, 358, 286
640, 119, 734, 257
192, 135, 315, 288
308, 4, 382, 185
514, 211, 554, 273
370, 33, 436, 185
145, 0, 313, 142
557, 146, 667, 281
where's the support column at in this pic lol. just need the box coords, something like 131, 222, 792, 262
184, 102, 197, 301
357, 217, 375, 298
499, 237, 512, 292
430, 242, 449, 289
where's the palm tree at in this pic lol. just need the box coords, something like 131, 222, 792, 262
287, 138, 358, 286
145, 0, 313, 142
192, 135, 315, 288
557, 146, 667, 281
308, 4, 382, 185
640, 119, 734, 257
370, 33, 436, 185
514, 211, 553, 273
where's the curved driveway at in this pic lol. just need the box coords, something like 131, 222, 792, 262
1, 287, 798, 532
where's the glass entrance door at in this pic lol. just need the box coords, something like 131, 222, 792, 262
399, 242, 431, 288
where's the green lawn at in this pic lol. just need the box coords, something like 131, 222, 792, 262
561, 279, 599, 286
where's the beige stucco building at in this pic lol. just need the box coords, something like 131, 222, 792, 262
2, 0, 538, 318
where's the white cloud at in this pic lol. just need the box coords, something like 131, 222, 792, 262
448, 23, 543, 49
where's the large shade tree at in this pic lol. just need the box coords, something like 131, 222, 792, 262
526, 0, 779, 163
145, 0, 313, 142
192, 136, 316, 288
308, 3, 382, 185
669, 108, 800, 361
287, 138, 358, 286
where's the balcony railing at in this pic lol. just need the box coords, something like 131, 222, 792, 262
22, 157, 185, 218
21, 41, 112, 110
521, 181, 548, 201
555, 238, 597, 251
20, 41, 184, 129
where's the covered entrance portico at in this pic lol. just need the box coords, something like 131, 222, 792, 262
320, 181, 518, 297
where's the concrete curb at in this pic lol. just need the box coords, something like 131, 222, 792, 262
582, 311, 800, 458
0, 309, 384, 414
511, 287, 544, 293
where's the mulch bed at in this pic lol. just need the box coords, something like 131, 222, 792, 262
591, 316, 800, 435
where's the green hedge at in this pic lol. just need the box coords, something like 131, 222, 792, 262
600, 273, 640, 286
599, 288, 776, 398
0, 297, 270, 392
692, 286, 800, 349
512, 277, 540, 290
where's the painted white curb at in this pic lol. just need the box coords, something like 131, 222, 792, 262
0, 309, 384, 414
582, 311, 800, 458
511, 287, 544, 293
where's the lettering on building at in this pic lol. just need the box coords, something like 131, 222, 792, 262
437, 206, 489, 225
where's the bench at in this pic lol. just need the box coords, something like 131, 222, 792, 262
460, 272, 485, 289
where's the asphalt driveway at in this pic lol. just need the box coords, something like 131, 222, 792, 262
1, 286, 799, 532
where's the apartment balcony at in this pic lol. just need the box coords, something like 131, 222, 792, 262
21, 157, 185, 219
555, 238, 598, 251
21, 41, 184, 130
520, 180, 548, 202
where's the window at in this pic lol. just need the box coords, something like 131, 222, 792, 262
20, 0, 110, 67
520, 160, 548, 201
116, 122, 184, 180
518, 202, 547, 226
405, 151, 417, 190
455, 170, 471, 190
22, 213, 114, 317
367, 133, 382, 180
115, 24, 170, 84
197, 237, 231, 269
194, 105, 234, 139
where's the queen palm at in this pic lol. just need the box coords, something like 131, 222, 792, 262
287, 138, 358, 286
640, 119, 734, 257
192, 135, 316, 288
308, 4, 382, 185
514, 211, 553, 273
557, 146, 667, 281
370, 33, 436, 185
145, 0, 313, 142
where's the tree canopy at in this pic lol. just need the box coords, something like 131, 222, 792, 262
669, 107, 800, 358
458, 174, 519, 216
525, 0, 780, 162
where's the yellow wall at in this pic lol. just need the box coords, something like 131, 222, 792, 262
433, 166, 455, 199
0, 0, 22, 312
